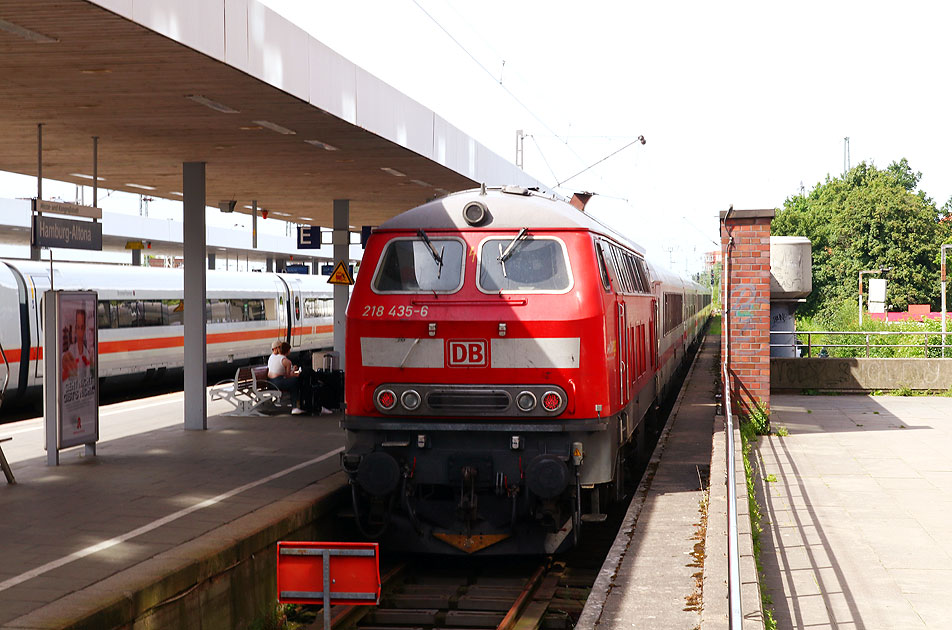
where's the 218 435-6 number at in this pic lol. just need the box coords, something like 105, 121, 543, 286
361, 304, 428, 318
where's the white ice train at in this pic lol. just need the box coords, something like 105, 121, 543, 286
0, 259, 336, 408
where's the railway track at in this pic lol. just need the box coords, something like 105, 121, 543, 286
301, 559, 595, 630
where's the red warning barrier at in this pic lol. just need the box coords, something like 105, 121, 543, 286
276, 541, 380, 608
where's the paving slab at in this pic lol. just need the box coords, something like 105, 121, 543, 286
0, 391, 346, 627
754, 393, 952, 630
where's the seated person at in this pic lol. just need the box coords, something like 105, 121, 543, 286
268, 340, 305, 415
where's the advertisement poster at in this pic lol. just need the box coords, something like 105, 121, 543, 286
57, 292, 99, 448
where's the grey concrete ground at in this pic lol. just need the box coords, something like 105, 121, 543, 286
0, 393, 345, 626
756, 394, 952, 629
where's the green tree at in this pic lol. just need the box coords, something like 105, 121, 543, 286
772, 160, 952, 319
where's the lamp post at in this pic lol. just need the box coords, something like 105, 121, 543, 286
942, 245, 952, 357
858, 267, 891, 326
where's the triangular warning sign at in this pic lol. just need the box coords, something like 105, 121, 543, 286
327, 261, 355, 285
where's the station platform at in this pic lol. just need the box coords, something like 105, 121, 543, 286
0, 393, 346, 629
576, 331, 764, 630
756, 394, 952, 629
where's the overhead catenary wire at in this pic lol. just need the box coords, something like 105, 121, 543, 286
526, 134, 560, 185
555, 136, 646, 188
408, 0, 584, 161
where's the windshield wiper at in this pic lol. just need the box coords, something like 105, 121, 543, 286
417, 229, 444, 278
498, 227, 529, 263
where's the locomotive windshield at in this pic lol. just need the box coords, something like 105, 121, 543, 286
372, 237, 465, 293
478, 237, 572, 292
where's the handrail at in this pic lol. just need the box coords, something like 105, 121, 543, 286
770, 329, 952, 358
723, 360, 742, 628
721, 209, 742, 629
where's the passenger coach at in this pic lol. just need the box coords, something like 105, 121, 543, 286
0, 260, 334, 407
343, 186, 710, 555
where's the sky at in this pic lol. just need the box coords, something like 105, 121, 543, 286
3, 0, 951, 273
257, 0, 952, 273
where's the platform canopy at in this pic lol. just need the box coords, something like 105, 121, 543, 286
0, 0, 541, 227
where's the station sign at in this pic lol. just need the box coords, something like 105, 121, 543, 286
33, 199, 102, 219
322, 263, 354, 277
32, 214, 103, 251
297, 225, 320, 249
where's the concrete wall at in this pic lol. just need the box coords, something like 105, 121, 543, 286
771, 358, 952, 391
54, 476, 349, 630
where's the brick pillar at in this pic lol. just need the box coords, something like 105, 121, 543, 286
720, 209, 774, 415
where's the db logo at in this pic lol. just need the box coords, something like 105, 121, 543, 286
447, 340, 488, 367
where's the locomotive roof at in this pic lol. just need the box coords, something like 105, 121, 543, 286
378, 187, 646, 256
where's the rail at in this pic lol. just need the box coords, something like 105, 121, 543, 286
770, 329, 952, 358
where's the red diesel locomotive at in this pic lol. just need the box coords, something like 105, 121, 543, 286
342, 186, 710, 555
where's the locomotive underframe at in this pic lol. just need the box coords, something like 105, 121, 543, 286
342, 408, 650, 554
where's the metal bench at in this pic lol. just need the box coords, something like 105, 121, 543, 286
0, 437, 15, 484
210, 366, 282, 415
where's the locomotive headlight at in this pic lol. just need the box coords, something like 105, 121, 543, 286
376, 389, 397, 411
541, 391, 563, 412
401, 389, 422, 411
462, 200, 488, 226
516, 391, 537, 412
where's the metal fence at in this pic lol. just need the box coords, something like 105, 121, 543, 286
770, 330, 952, 358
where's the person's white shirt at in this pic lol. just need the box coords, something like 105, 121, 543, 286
268, 351, 288, 378
67, 342, 93, 380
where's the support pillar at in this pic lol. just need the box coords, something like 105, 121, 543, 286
32, 123, 43, 261
720, 208, 774, 416
252, 200, 258, 249
266, 257, 274, 272
333, 199, 349, 371
131, 249, 141, 266
183, 162, 207, 430
207, 252, 216, 270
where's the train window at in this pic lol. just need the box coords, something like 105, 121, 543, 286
624, 253, 646, 293
141, 301, 165, 326
634, 257, 651, 293
609, 246, 634, 293
478, 237, 572, 293
663, 292, 684, 335
372, 237, 465, 293
594, 241, 611, 291
204, 298, 268, 323
246, 299, 267, 321
165, 300, 184, 326
303, 297, 333, 318
116, 300, 140, 327
97, 301, 116, 329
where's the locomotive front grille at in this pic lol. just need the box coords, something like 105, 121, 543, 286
372, 384, 567, 417
427, 390, 510, 413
